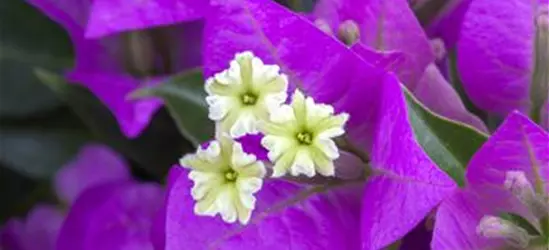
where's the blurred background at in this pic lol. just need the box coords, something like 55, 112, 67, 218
0, 0, 193, 223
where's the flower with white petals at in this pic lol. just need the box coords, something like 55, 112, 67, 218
180, 137, 266, 224
259, 90, 349, 178
205, 51, 289, 138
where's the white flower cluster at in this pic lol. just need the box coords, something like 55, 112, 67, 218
181, 51, 349, 224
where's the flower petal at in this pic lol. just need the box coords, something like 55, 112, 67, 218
432, 188, 521, 250
413, 64, 487, 132
466, 112, 549, 192
457, 0, 542, 115
361, 73, 457, 249
85, 0, 207, 38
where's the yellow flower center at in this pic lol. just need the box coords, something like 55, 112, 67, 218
241, 92, 258, 105
224, 169, 239, 182
296, 131, 314, 145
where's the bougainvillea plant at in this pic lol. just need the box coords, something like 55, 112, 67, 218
1, 0, 547, 249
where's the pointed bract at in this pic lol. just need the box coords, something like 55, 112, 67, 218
86, 0, 208, 38
166, 168, 363, 249
466, 112, 549, 191
433, 112, 549, 249
361, 73, 457, 249
457, 0, 545, 115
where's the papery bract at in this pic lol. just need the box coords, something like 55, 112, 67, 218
86, 0, 207, 38
360, 69, 457, 249
412, 64, 487, 131
166, 167, 363, 249
457, 0, 547, 116
432, 112, 549, 249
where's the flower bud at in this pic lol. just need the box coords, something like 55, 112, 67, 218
337, 20, 360, 46
504, 171, 549, 220
430, 38, 446, 61
477, 215, 531, 248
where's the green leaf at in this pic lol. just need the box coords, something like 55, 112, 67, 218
35, 69, 191, 180
0, 127, 89, 179
131, 69, 213, 146
0, 167, 55, 223
0, 0, 72, 117
404, 87, 489, 187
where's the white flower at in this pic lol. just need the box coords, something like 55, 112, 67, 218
259, 90, 349, 178
205, 51, 289, 138
180, 137, 266, 224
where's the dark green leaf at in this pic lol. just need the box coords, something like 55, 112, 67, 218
0, 0, 72, 117
35, 69, 190, 180
541, 216, 549, 241
0, 167, 54, 223
404, 87, 489, 187
131, 69, 213, 146
0, 127, 89, 179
